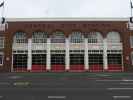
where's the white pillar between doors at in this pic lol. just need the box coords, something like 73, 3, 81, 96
46, 38, 51, 71
103, 38, 108, 70
84, 38, 89, 70
27, 38, 32, 70
65, 38, 70, 70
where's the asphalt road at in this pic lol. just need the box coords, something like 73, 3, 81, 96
0, 72, 133, 100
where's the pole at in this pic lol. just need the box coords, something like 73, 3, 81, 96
130, 0, 133, 17
0, 0, 5, 24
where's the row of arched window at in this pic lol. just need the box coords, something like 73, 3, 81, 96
13, 31, 121, 43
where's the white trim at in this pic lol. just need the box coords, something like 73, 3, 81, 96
6, 17, 129, 22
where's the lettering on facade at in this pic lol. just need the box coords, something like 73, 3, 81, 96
24, 23, 111, 30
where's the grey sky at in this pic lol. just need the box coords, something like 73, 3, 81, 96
1, 0, 131, 18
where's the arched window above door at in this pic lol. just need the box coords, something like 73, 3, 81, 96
32, 32, 47, 43
88, 32, 103, 43
69, 32, 84, 43
107, 32, 121, 43
13, 32, 27, 43
51, 31, 65, 43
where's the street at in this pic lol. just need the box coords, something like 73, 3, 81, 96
0, 72, 133, 100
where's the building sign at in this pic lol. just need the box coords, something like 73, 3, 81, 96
24, 23, 111, 30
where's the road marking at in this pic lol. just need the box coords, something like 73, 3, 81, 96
122, 79, 133, 82
96, 74, 111, 77
108, 88, 133, 90
113, 96, 131, 99
0, 96, 3, 99
96, 80, 122, 82
9, 76, 23, 79
32, 83, 64, 85
48, 96, 66, 99
96, 79, 133, 82
0, 87, 100, 91
0, 82, 10, 85
13, 82, 30, 86
120, 82, 133, 85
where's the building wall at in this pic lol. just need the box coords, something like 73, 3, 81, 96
0, 20, 132, 72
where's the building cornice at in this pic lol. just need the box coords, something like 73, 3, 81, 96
6, 17, 129, 22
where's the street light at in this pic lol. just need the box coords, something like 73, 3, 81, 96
130, 0, 133, 23
1, 17, 5, 24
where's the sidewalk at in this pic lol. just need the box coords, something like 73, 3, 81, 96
0, 72, 132, 79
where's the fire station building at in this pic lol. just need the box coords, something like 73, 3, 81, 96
0, 18, 133, 72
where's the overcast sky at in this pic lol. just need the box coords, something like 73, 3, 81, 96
0, 0, 132, 18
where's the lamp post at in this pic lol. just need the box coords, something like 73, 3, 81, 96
130, 0, 133, 23
0, 0, 5, 24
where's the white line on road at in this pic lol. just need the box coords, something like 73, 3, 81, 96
0, 82, 10, 85
48, 96, 66, 99
32, 83, 64, 85
96, 74, 111, 77
0, 96, 3, 99
96, 79, 133, 82
0, 87, 101, 90
108, 88, 133, 90
96, 80, 122, 82
8, 76, 23, 79
120, 82, 133, 85
122, 80, 133, 82
113, 96, 131, 99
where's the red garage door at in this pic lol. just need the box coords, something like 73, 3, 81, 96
32, 54, 47, 72
51, 54, 65, 72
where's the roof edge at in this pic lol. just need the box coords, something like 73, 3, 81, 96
6, 17, 129, 22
